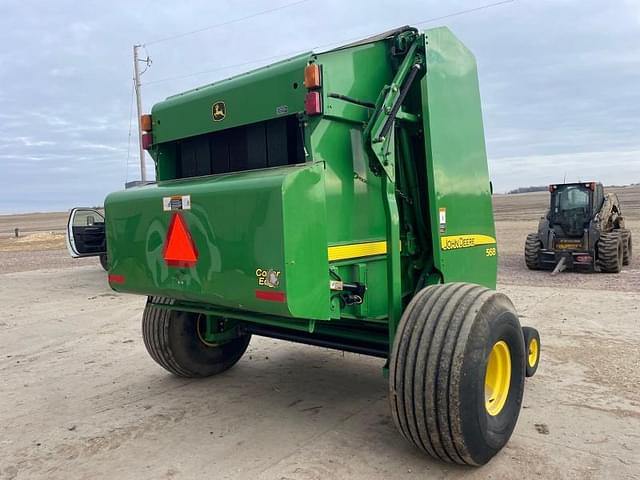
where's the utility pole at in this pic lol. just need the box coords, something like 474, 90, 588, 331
133, 44, 147, 182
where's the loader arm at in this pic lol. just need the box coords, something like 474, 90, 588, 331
362, 30, 425, 342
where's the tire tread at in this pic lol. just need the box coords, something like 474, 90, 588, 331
620, 229, 632, 266
142, 297, 191, 377
389, 283, 523, 466
598, 232, 622, 273
524, 233, 541, 270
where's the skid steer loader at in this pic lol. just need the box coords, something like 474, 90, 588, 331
525, 182, 632, 273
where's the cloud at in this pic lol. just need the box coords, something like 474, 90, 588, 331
490, 149, 640, 192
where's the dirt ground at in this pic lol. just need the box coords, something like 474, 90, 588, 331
1, 188, 639, 480
0, 212, 97, 273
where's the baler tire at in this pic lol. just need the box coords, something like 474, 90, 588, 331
99, 253, 109, 271
524, 233, 541, 270
389, 283, 526, 466
598, 232, 623, 273
142, 297, 251, 378
620, 229, 632, 266
522, 326, 540, 377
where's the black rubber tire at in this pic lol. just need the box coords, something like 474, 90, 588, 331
598, 232, 623, 273
522, 327, 540, 378
99, 253, 109, 271
389, 283, 526, 466
620, 229, 632, 266
524, 233, 541, 270
142, 297, 251, 378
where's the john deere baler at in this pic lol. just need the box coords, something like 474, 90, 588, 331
75, 26, 541, 466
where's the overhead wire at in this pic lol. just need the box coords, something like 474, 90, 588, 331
308, 0, 518, 52
415, 0, 515, 25
141, 0, 519, 87
142, 50, 303, 86
143, 0, 311, 46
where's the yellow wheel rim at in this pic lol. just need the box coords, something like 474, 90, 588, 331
528, 338, 539, 368
484, 340, 511, 416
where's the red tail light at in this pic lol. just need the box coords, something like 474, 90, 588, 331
548, 185, 556, 192
305, 91, 322, 116
142, 132, 153, 150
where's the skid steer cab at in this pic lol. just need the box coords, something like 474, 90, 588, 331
66, 207, 108, 271
74, 26, 543, 466
525, 182, 632, 273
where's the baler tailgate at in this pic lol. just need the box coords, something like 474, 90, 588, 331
105, 164, 330, 320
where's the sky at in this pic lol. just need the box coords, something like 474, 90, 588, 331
0, 0, 639, 213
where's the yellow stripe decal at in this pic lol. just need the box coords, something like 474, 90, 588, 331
440, 234, 496, 251
328, 241, 388, 262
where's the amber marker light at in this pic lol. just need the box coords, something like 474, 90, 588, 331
141, 114, 152, 132
304, 63, 321, 89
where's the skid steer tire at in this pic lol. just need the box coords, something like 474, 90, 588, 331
620, 229, 632, 266
598, 232, 623, 273
389, 283, 526, 466
522, 327, 540, 378
524, 233, 541, 270
142, 297, 251, 378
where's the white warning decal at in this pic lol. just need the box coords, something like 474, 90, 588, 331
439, 207, 447, 234
163, 195, 191, 211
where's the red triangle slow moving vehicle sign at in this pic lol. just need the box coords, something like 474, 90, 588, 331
163, 212, 198, 267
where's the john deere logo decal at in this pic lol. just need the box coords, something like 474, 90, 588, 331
212, 101, 226, 121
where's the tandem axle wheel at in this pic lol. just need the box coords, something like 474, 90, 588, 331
142, 297, 251, 378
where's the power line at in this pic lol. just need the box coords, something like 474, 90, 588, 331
415, 0, 515, 25
143, 0, 519, 87
143, 0, 311, 46
143, 50, 307, 86
310, 0, 518, 52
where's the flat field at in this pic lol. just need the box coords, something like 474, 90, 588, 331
1, 187, 638, 480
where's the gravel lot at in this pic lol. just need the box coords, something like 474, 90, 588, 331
1, 188, 639, 480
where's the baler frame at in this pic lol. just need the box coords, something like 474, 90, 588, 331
67, 26, 540, 466
146, 29, 429, 357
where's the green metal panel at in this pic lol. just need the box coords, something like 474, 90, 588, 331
319, 42, 394, 127
301, 42, 398, 320
420, 27, 497, 288
105, 164, 330, 320
151, 54, 310, 144
310, 42, 393, 247
281, 164, 330, 318
102, 26, 499, 355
